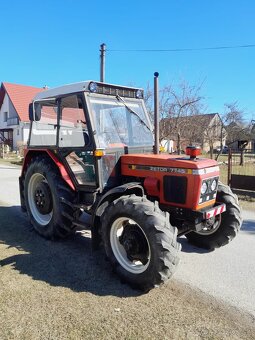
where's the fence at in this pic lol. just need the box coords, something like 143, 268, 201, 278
227, 149, 255, 191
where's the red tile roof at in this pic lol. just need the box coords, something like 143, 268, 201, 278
0, 82, 45, 122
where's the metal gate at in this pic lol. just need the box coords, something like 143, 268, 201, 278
227, 149, 255, 191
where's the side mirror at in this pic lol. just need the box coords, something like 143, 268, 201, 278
34, 103, 42, 121
29, 103, 34, 121
29, 102, 42, 121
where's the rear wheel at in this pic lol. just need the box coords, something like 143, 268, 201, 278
24, 157, 79, 239
185, 182, 242, 250
101, 195, 180, 291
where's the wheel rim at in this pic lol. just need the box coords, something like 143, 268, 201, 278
27, 173, 53, 225
196, 215, 221, 235
110, 217, 151, 274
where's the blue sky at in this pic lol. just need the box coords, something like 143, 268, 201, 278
1, 0, 255, 122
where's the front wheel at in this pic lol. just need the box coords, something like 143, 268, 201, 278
101, 195, 181, 291
185, 182, 242, 250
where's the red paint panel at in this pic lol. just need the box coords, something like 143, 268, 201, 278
22, 149, 76, 191
144, 177, 159, 196
121, 154, 219, 211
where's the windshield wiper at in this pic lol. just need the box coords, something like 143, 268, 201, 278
116, 95, 151, 131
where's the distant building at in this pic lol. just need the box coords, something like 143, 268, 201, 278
225, 121, 255, 152
160, 113, 226, 153
0, 82, 44, 150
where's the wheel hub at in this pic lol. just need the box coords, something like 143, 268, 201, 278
197, 215, 221, 235
119, 224, 149, 264
34, 182, 52, 215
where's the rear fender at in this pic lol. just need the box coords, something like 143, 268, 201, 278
20, 149, 76, 191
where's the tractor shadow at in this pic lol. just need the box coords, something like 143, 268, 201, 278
0, 206, 140, 297
177, 236, 212, 254
241, 219, 255, 234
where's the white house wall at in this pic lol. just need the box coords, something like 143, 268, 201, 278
0, 93, 25, 151
0, 93, 10, 128
161, 139, 174, 153
9, 99, 18, 118
12, 126, 20, 150
22, 123, 30, 144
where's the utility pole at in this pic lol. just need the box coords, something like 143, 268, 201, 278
100, 43, 106, 83
154, 72, 159, 154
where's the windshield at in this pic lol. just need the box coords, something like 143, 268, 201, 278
87, 94, 154, 149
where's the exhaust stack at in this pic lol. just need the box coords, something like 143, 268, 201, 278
100, 43, 106, 83
154, 72, 159, 154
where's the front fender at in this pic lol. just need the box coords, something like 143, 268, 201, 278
91, 182, 144, 249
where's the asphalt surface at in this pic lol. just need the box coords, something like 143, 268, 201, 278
0, 163, 255, 316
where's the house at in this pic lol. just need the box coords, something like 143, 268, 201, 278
160, 113, 226, 153
0, 82, 44, 151
225, 121, 255, 152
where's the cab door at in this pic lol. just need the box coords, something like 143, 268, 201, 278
57, 94, 98, 190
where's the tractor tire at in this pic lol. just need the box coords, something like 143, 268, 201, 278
185, 182, 242, 250
24, 156, 79, 239
101, 194, 181, 291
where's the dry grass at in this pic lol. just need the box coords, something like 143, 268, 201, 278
1, 206, 255, 340
0, 157, 23, 166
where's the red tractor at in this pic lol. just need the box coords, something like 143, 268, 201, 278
19, 80, 242, 291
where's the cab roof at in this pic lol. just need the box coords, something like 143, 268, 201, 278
33, 81, 142, 102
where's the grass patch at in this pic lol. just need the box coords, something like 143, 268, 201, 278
219, 163, 255, 184
0, 157, 23, 166
233, 189, 255, 210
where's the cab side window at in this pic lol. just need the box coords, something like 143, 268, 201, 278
59, 95, 89, 148
30, 100, 58, 146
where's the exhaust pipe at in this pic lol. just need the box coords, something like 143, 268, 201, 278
100, 43, 106, 83
154, 72, 159, 154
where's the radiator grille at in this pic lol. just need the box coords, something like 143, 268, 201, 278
163, 176, 187, 204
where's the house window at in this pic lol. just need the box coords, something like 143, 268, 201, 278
17, 129, 20, 136
4, 112, 8, 122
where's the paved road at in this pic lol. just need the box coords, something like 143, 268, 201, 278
0, 163, 255, 316
175, 210, 255, 316
0, 164, 20, 206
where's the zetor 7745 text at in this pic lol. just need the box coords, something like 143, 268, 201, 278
19, 80, 242, 291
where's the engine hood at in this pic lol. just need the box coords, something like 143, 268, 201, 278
121, 154, 218, 171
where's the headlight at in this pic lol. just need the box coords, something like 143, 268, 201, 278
211, 179, 217, 191
136, 89, 143, 99
201, 182, 208, 195
89, 82, 98, 93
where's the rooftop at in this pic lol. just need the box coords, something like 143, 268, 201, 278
0, 82, 44, 122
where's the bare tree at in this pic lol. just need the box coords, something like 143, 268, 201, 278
144, 81, 205, 154
200, 114, 226, 159
224, 102, 244, 125
143, 83, 154, 122
223, 102, 251, 165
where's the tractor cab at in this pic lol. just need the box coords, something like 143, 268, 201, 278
28, 81, 153, 192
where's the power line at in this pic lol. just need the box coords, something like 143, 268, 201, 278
108, 44, 255, 53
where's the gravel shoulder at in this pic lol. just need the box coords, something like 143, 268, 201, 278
0, 205, 255, 340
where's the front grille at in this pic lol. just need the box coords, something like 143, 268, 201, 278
163, 176, 187, 204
